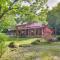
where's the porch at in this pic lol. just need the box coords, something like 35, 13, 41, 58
16, 28, 43, 37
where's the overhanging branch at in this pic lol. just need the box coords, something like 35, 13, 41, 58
0, 0, 19, 19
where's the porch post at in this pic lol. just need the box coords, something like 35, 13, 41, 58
34, 28, 36, 37
25, 29, 27, 37
28, 29, 29, 37
19, 30, 21, 37
42, 27, 44, 37
16, 30, 19, 37
38, 28, 40, 37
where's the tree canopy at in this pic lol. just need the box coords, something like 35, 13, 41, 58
48, 3, 60, 34
0, 0, 48, 32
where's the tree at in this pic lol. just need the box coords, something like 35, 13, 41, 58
0, 0, 48, 57
15, 0, 48, 24
38, 6, 48, 24
47, 3, 60, 34
0, 0, 48, 32
0, 0, 47, 19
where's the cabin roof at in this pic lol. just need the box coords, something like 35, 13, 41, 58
16, 22, 46, 29
26, 23, 43, 28
8, 22, 48, 31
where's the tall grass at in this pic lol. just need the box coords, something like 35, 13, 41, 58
0, 33, 9, 57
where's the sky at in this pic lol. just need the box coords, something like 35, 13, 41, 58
47, 0, 60, 9
21, 0, 60, 9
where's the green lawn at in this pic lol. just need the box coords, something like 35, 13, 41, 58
1, 38, 60, 60
5, 37, 60, 46
5, 38, 37, 46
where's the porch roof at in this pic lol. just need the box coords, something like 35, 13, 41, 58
26, 23, 43, 28
16, 22, 45, 29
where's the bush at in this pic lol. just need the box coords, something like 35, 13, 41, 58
31, 39, 40, 45
57, 36, 60, 41
0, 33, 9, 57
8, 42, 16, 48
0, 33, 9, 42
0, 42, 6, 57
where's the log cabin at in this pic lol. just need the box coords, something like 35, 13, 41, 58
15, 22, 53, 38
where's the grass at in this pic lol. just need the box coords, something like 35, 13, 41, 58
4, 37, 60, 47
1, 45, 60, 60
15, 38, 37, 45
1, 34, 60, 60
5, 38, 38, 46
1, 37, 60, 60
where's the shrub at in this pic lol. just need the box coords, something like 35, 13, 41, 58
8, 42, 16, 48
57, 36, 60, 41
0, 33, 9, 42
31, 39, 40, 45
0, 33, 9, 57
0, 41, 6, 57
